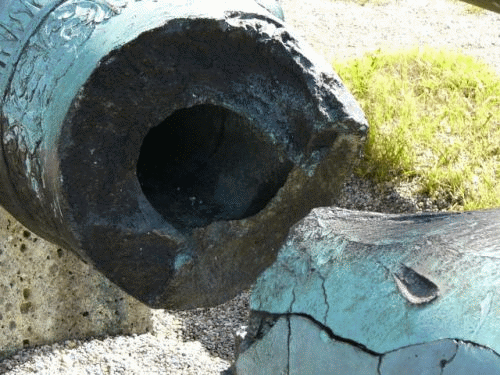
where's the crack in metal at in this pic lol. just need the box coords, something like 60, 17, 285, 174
287, 312, 381, 357
439, 341, 459, 375
289, 287, 296, 313
286, 315, 291, 375
246, 313, 500, 375
318, 272, 329, 324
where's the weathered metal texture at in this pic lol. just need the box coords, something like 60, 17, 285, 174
249, 207, 500, 354
235, 315, 500, 375
0, 0, 368, 309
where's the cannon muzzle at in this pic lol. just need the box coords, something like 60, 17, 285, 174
0, 0, 367, 309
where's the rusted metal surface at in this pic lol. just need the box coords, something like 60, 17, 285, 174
0, 0, 367, 309
237, 207, 500, 373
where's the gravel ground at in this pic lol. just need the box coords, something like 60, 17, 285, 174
1, 0, 499, 374
284, 0, 500, 75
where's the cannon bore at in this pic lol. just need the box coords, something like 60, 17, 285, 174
137, 104, 294, 232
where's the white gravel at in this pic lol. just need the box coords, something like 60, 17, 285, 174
1, 0, 499, 374
0, 312, 230, 375
283, 0, 500, 75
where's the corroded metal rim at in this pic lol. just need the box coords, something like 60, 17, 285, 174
0, 0, 368, 309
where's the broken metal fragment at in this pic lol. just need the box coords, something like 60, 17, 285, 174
235, 314, 500, 375
247, 207, 500, 355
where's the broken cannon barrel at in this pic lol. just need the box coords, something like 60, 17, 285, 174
0, 0, 367, 309
238, 207, 500, 374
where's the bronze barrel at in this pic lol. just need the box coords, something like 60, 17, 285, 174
0, 0, 367, 309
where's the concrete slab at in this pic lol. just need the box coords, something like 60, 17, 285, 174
0, 206, 151, 359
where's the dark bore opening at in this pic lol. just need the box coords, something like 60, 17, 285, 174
137, 104, 293, 232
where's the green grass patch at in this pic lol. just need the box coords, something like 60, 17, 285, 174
332, 47, 500, 211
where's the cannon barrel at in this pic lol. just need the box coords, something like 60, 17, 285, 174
237, 207, 500, 374
0, 0, 367, 309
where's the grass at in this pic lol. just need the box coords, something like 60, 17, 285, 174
332, 47, 500, 211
